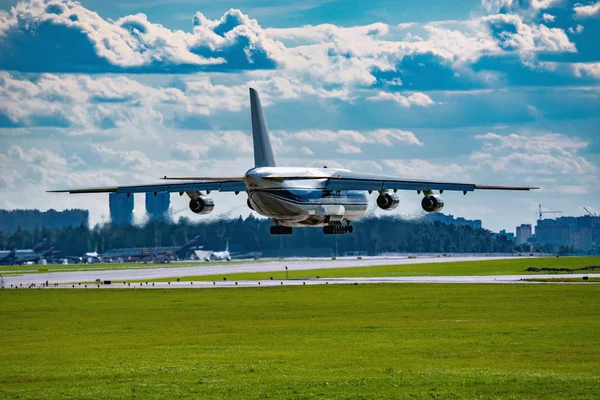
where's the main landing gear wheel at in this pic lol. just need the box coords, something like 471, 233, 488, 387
270, 226, 293, 235
323, 224, 353, 235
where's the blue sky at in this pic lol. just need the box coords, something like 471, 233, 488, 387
1, 0, 599, 232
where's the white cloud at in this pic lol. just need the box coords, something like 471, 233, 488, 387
299, 146, 314, 155
383, 159, 469, 180
170, 131, 253, 160
542, 13, 555, 22
482, 13, 576, 54
482, 0, 561, 13
91, 145, 153, 172
568, 24, 585, 34
336, 144, 362, 154
0, 2, 285, 72
285, 128, 423, 147
472, 132, 596, 176
0, 1, 579, 92
397, 23, 417, 30
574, 2, 600, 18
572, 62, 600, 78
366, 91, 435, 107
0, 73, 355, 134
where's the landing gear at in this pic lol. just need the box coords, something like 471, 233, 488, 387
270, 226, 293, 235
323, 222, 353, 235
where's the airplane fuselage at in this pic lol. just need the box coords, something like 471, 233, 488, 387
245, 167, 369, 227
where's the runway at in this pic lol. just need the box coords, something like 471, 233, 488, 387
4, 274, 598, 289
3, 256, 522, 286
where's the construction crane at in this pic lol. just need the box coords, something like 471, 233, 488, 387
583, 207, 597, 217
538, 204, 563, 220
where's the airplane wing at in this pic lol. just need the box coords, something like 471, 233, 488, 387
48, 179, 247, 194
264, 171, 536, 193
322, 172, 536, 192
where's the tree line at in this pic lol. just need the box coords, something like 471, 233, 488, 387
0, 215, 543, 257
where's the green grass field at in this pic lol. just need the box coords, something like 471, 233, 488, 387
1, 285, 598, 399
132, 256, 600, 283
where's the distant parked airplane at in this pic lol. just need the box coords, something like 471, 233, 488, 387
197, 242, 231, 262
101, 235, 201, 263
0, 239, 54, 265
51, 89, 537, 235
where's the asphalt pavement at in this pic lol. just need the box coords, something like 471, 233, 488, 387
2, 256, 518, 286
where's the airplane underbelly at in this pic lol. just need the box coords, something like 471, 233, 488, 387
248, 189, 368, 226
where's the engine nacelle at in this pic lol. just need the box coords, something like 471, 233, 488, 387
376, 193, 400, 210
189, 196, 215, 215
421, 194, 444, 213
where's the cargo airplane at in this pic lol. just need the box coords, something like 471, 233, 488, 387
51, 89, 537, 235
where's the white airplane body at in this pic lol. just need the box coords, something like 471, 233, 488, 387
51, 88, 537, 235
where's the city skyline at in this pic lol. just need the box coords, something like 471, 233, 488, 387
1, 0, 599, 231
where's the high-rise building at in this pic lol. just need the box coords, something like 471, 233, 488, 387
109, 193, 134, 225
145, 192, 170, 220
570, 231, 593, 251
535, 224, 570, 247
534, 215, 600, 251
516, 224, 532, 245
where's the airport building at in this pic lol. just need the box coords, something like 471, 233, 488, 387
146, 192, 170, 221
109, 193, 134, 225
423, 213, 482, 229
0, 209, 89, 233
516, 224, 532, 245
534, 214, 600, 250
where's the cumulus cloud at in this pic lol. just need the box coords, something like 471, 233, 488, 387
482, 13, 576, 54
568, 24, 585, 34
0, 1, 283, 72
574, 2, 600, 18
0, 72, 355, 133
482, 0, 562, 14
285, 128, 423, 147
383, 159, 469, 180
0, 0, 583, 91
91, 145, 153, 172
572, 62, 600, 78
366, 91, 435, 107
472, 132, 596, 176
336, 144, 362, 154
0, 72, 180, 131
542, 13, 556, 22
170, 131, 252, 160
299, 146, 314, 156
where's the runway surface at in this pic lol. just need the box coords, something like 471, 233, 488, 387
5, 274, 598, 289
3, 256, 521, 286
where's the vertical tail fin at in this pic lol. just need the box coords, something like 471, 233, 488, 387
249, 88, 276, 167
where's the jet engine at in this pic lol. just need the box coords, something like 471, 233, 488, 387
421, 194, 444, 213
189, 196, 215, 215
376, 193, 400, 210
